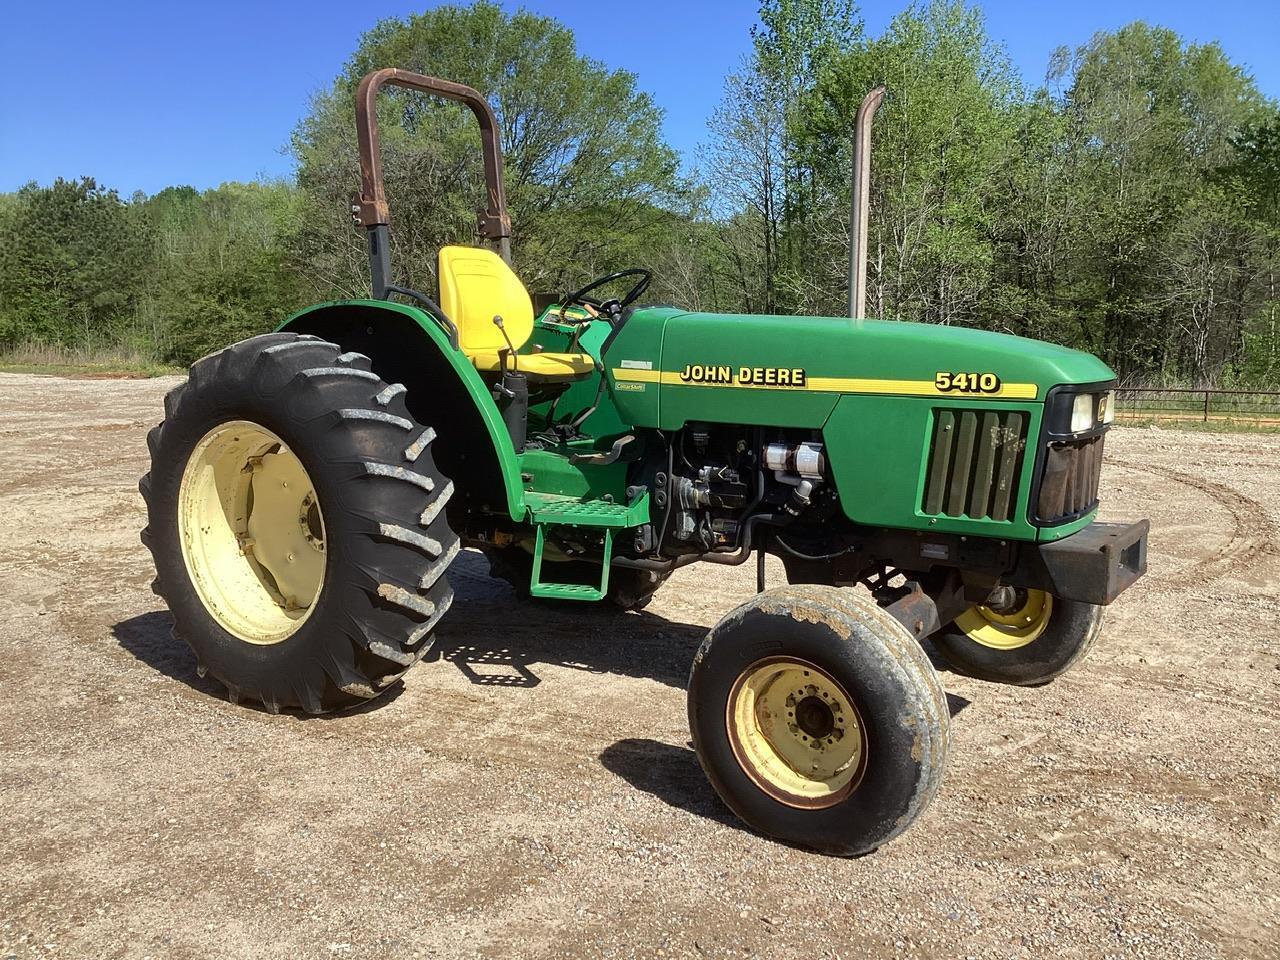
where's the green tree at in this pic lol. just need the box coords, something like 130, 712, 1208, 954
2, 3, 1278, 388
754, 0, 863, 307
1048, 23, 1270, 380
702, 64, 788, 313
140, 181, 309, 364
790, 0, 1018, 321
983, 93, 1084, 344
291, 1, 690, 302
0, 178, 152, 349
1222, 114, 1280, 384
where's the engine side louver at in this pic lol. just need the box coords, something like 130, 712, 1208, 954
922, 409, 1027, 522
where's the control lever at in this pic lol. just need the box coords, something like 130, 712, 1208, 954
492, 314, 518, 373
568, 435, 634, 465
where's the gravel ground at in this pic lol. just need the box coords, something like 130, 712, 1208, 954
1, 371, 1277, 960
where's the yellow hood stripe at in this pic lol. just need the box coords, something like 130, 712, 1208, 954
611, 368, 1038, 400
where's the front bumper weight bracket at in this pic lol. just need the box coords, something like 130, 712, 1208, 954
1012, 520, 1149, 606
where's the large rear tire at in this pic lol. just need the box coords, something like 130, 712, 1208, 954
140, 333, 459, 713
688, 586, 949, 856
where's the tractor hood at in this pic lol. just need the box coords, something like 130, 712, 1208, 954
603, 309, 1116, 432
656, 311, 1114, 394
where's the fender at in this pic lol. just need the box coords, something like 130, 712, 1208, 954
279, 299, 525, 522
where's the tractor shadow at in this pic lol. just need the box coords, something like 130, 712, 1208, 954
114, 550, 971, 718
112, 610, 223, 699
599, 688, 968, 832
599, 738, 738, 827
110, 547, 705, 711
920, 638, 975, 718
431, 549, 708, 691
438, 552, 975, 716
110, 610, 403, 717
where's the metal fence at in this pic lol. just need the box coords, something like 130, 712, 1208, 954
1114, 387, 1280, 428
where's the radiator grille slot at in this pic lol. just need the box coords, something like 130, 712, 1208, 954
922, 409, 1027, 522
1035, 435, 1104, 523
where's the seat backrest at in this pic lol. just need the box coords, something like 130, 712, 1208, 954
438, 245, 534, 356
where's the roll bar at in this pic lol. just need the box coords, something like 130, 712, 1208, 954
351, 69, 513, 298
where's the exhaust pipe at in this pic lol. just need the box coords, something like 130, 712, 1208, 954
847, 86, 885, 320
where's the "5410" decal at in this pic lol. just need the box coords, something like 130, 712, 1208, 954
934, 371, 1002, 394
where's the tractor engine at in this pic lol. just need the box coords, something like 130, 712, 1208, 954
656, 425, 828, 556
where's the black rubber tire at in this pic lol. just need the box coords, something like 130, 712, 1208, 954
483, 545, 668, 612
687, 585, 949, 856
140, 332, 459, 713
933, 596, 1103, 686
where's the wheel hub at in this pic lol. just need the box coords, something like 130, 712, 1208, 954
244, 447, 326, 612
726, 657, 866, 809
955, 588, 1053, 650
794, 694, 836, 740
178, 420, 327, 645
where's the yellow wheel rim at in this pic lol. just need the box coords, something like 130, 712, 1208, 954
726, 658, 866, 810
178, 420, 327, 645
954, 589, 1053, 650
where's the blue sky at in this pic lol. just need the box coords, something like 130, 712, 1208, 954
1, 0, 1277, 196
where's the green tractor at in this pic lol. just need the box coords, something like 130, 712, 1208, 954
140, 69, 1148, 856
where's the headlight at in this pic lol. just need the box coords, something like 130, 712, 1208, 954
1099, 389, 1116, 424
1044, 384, 1117, 437
1071, 393, 1095, 433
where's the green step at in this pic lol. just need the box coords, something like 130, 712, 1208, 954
524, 491, 648, 528
529, 525, 614, 601
535, 582, 606, 599
524, 491, 648, 601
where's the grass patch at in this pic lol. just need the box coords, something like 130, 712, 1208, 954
1115, 415, 1280, 434
0, 342, 179, 378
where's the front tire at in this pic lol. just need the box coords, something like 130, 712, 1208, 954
933, 589, 1103, 686
688, 586, 950, 856
140, 333, 459, 713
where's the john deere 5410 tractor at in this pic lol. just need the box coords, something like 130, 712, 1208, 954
141, 70, 1148, 855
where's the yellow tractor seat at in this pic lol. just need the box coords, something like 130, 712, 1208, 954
438, 245, 592, 382
468, 350, 595, 379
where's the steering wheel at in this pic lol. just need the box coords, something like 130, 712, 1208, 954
560, 269, 651, 324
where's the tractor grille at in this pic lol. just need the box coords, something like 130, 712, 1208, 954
922, 409, 1028, 522
1034, 435, 1105, 524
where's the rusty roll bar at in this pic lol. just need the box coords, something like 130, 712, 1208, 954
352, 68, 513, 297
847, 85, 885, 319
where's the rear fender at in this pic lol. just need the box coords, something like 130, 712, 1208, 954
279, 300, 524, 522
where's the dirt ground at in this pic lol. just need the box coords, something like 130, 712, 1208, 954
1, 371, 1278, 960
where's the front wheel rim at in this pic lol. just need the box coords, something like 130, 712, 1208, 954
955, 589, 1053, 650
177, 420, 327, 645
726, 657, 867, 810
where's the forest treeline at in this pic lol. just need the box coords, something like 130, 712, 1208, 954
1, 0, 1278, 385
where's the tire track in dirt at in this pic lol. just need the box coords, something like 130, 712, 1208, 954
1109, 458, 1279, 584
1080, 667, 1280, 722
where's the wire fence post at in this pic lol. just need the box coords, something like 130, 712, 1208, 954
1203, 391, 1210, 422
